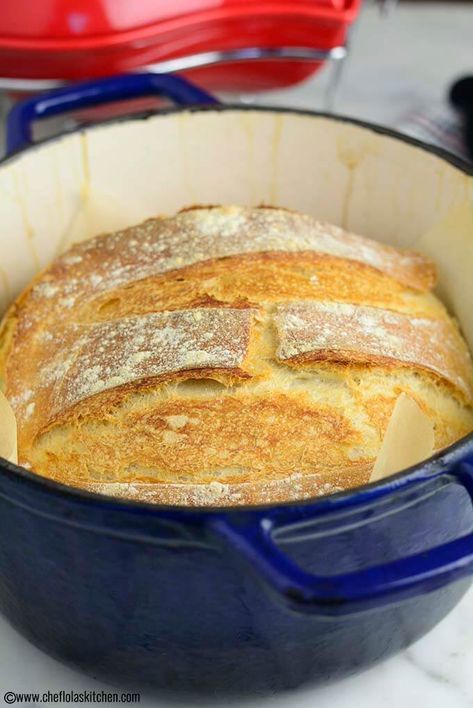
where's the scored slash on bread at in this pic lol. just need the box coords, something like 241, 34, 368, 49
24, 302, 473, 430
276, 302, 473, 400
1, 205, 472, 506
50, 308, 257, 420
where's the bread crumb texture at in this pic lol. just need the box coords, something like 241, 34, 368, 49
1, 205, 472, 506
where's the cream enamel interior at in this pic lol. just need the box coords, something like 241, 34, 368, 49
1, 110, 472, 347
1, 108, 473, 494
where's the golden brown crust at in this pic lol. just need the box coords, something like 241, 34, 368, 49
81, 467, 370, 507
1, 205, 472, 507
75, 251, 445, 323
19, 206, 436, 317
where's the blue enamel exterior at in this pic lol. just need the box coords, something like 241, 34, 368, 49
5, 73, 217, 155
2, 74, 473, 695
1, 446, 473, 695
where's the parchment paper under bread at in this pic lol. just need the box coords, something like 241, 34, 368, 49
0, 391, 17, 465
370, 393, 435, 482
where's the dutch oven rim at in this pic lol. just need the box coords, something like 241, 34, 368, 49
1, 101, 472, 516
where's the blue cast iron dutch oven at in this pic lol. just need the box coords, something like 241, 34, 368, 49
1, 73, 473, 696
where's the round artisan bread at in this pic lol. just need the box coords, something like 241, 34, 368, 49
1, 205, 473, 506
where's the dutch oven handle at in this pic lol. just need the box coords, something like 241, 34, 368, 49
210, 461, 473, 616
5, 72, 218, 155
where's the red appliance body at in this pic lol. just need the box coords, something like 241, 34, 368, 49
0, 1, 361, 91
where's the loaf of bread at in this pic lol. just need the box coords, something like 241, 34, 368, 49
1, 205, 473, 505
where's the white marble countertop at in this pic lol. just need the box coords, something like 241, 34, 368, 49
1, 2, 473, 706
